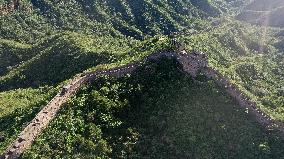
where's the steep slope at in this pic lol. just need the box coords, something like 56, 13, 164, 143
0, 39, 33, 76
0, 87, 56, 154
0, 0, 228, 89
0, 0, 284, 158
237, 0, 284, 27
0, 36, 172, 156
23, 59, 284, 159
0, 0, 120, 43
1, 0, 226, 43
244, 0, 284, 11
0, 32, 137, 90
178, 21, 284, 121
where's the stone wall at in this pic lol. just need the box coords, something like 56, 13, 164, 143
203, 67, 284, 131
0, 50, 180, 159
1, 50, 283, 158
0, 0, 19, 15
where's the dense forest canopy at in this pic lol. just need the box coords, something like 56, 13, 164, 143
0, 0, 284, 158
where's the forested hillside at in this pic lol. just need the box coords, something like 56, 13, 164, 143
1, 0, 284, 158
23, 59, 284, 159
237, 0, 284, 27
1, 0, 222, 41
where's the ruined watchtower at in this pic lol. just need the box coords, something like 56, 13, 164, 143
177, 51, 208, 77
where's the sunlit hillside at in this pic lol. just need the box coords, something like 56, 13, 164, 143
0, 0, 283, 158
23, 59, 284, 159
237, 0, 284, 27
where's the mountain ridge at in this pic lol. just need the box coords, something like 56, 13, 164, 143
2, 48, 284, 158
1, 0, 284, 158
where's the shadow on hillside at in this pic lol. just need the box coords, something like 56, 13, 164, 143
0, 51, 111, 92
0, 101, 46, 154
19, 57, 284, 158
101, 59, 284, 158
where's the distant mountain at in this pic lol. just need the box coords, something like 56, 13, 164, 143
237, 0, 284, 27
1, 1, 284, 158
1, 0, 226, 42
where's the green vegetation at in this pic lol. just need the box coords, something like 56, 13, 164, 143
178, 20, 284, 120
0, 39, 33, 76
0, 0, 283, 157
23, 59, 284, 159
0, 0, 226, 43
0, 32, 136, 90
0, 87, 56, 153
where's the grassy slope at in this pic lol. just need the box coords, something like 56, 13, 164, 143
0, 34, 171, 154
0, 39, 33, 76
178, 21, 284, 121
0, 0, 283, 156
0, 87, 57, 153
0, 0, 229, 91
0, 23, 283, 157
23, 59, 284, 159
0, 32, 136, 90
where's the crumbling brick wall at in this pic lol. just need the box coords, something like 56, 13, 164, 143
0, 0, 19, 15
203, 67, 283, 129
1, 50, 284, 159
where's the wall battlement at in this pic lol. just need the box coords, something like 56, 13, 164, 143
1, 50, 283, 159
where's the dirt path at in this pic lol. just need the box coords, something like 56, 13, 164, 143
1, 50, 283, 159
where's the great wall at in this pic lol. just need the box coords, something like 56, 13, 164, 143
1, 49, 284, 159
0, 0, 20, 15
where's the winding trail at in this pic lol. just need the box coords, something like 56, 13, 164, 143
1, 50, 284, 159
